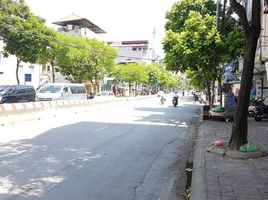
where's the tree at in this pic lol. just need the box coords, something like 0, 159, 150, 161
164, 11, 223, 105
165, 0, 216, 33
228, 0, 261, 150
55, 34, 117, 90
0, 0, 53, 84
112, 63, 148, 96
38, 31, 62, 83
164, 0, 245, 106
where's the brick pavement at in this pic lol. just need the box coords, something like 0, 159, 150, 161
190, 118, 268, 200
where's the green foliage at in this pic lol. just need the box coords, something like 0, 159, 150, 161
0, 0, 54, 84
0, 0, 53, 62
112, 63, 148, 85
164, 12, 222, 73
222, 27, 245, 62
165, 0, 216, 33
164, 0, 245, 92
55, 34, 117, 83
186, 69, 212, 90
112, 63, 181, 90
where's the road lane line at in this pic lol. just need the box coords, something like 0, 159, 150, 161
93, 125, 109, 132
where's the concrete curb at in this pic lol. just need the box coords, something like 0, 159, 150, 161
190, 120, 207, 200
0, 95, 154, 125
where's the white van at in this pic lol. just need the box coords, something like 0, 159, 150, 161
36, 83, 87, 101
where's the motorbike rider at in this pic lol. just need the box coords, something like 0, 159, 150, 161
172, 91, 179, 106
173, 91, 179, 98
159, 90, 166, 104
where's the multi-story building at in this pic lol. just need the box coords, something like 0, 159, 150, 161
43, 14, 106, 85
108, 40, 153, 65
258, 0, 268, 98
52, 13, 106, 40
231, 0, 268, 99
246, 0, 268, 99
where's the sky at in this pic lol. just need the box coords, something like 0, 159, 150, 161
24, 0, 177, 58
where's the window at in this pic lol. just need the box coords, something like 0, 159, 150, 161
47, 65, 51, 71
39, 85, 61, 93
63, 87, 68, 93
70, 86, 86, 94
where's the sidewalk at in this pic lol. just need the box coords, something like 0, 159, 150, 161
190, 117, 268, 200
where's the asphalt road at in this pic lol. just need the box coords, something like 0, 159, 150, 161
0, 95, 201, 200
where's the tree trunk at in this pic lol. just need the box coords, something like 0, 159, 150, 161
129, 82, 132, 96
229, 0, 261, 150
16, 58, 21, 85
218, 76, 223, 106
229, 37, 259, 149
51, 60, 55, 83
207, 84, 211, 106
135, 82, 138, 96
211, 79, 215, 107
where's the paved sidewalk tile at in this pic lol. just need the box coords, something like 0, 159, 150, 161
191, 118, 268, 200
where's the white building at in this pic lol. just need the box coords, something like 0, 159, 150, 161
108, 40, 153, 64
0, 41, 41, 88
52, 14, 106, 40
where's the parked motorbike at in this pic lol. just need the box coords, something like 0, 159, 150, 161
172, 96, 178, 107
254, 104, 268, 121
248, 98, 268, 121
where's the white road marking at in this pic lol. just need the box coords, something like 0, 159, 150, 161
93, 125, 109, 132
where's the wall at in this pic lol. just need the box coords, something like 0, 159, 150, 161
0, 42, 42, 88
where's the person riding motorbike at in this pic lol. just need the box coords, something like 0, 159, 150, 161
159, 90, 166, 104
172, 92, 179, 107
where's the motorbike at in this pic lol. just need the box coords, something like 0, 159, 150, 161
160, 96, 166, 104
248, 98, 268, 121
198, 95, 204, 104
172, 96, 178, 107
254, 103, 268, 121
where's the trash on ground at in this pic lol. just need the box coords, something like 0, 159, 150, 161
179, 188, 191, 200
185, 168, 193, 172
214, 106, 225, 113
239, 142, 257, 152
212, 140, 225, 147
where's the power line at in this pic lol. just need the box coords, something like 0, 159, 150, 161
0, 22, 160, 62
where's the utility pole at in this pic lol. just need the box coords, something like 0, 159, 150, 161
152, 27, 156, 62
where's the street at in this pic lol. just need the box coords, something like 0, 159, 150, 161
0, 95, 200, 200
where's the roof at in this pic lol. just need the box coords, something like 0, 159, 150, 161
52, 14, 106, 34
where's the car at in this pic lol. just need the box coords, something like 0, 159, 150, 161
0, 85, 36, 103
36, 83, 87, 101
94, 91, 115, 99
